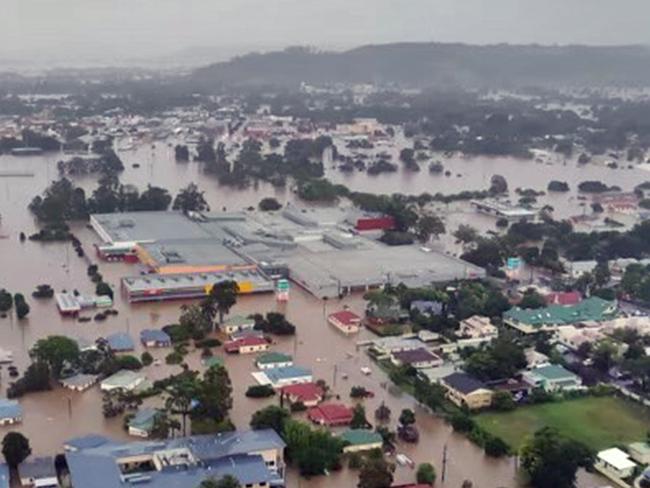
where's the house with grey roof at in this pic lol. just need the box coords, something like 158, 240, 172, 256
64, 429, 286, 488
139, 329, 171, 348
19, 457, 58, 488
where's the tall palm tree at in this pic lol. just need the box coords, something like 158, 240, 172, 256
165, 379, 197, 437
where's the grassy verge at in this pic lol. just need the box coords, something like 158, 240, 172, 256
475, 395, 650, 450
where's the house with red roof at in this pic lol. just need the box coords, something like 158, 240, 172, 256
280, 382, 324, 407
224, 336, 269, 355
545, 291, 582, 306
307, 403, 354, 426
328, 310, 362, 334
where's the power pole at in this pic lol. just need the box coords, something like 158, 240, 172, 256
441, 443, 448, 483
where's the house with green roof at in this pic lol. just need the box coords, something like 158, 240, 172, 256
222, 315, 256, 336
504, 297, 617, 334
340, 429, 383, 453
202, 356, 224, 369
128, 408, 161, 438
255, 352, 293, 370
522, 364, 582, 392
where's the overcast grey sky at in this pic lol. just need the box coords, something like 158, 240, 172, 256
2, 0, 649, 66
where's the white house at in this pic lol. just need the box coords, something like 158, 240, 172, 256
458, 315, 498, 340
100, 370, 146, 392
596, 448, 636, 479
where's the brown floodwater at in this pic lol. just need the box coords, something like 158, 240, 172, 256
0, 143, 616, 487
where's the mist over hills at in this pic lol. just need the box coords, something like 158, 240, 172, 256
193, 42, 650, 89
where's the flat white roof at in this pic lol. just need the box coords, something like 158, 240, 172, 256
597, 448, 636, 470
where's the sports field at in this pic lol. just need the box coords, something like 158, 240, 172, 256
475, 396, 650, 450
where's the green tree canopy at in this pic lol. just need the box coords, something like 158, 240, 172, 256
416, 462, 436, 485
283, 419, 345, 476
173, 183, 209, 213
30, 335, 80, 378
2, 432, 31, 468
350, 404, 369, 429
250, 406, 290, 433
357, 456, 394, 488
398, 409, 416, 427
464, 333, 526, 381
192, 366, 233, 425
520, 427, 593, 488
203, 281, 239, 325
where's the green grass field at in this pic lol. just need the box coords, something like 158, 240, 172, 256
475, 396, 650, 450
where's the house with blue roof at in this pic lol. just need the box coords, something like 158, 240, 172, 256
252, 366, 313, 388
0, 399, 22, 425
64, 429, 286, 488
0, 463, 9, 488
105, 332, 135, 352
140, 329, 171, 348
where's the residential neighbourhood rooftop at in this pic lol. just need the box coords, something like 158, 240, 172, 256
65, 430, 286, 488
140, 329, 171, 344
262, 366, 312, 384
442, 372, 489, 395
256, 352, 293, 365
340, 429, 383, 446
105, 332, 135, 351
0, 399, 22, 420
597, 448, 637, 471
19, 457, 56, 481
504, 297, 618, 331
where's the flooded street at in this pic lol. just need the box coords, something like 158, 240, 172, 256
0, 144, 613, 487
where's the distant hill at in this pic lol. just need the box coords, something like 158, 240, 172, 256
192, 42, 650, 89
